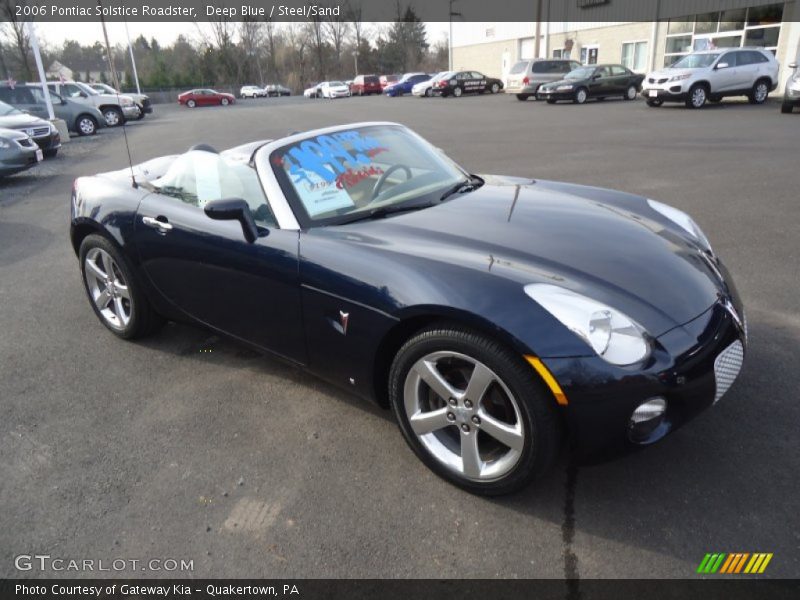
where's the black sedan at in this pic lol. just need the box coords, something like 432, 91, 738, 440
0, 100, 61, 157
538, 64, 644, 104
70, 122, 746, 495
432, 71, 504, 97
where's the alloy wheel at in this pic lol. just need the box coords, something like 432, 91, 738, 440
575, 88, 587, 104
691, 86, 706, 108
83, 248, 131, 331
103, 109, 120, 126
77, 117, 95, 135
403, 351, 525, 482
753, 82, 768, 104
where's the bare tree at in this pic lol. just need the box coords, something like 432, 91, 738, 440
324, 13, 350, 76
238, 19, 265, 85
0, 0, 33, 80
306, 17, 326, 80
286, 22, 310, 89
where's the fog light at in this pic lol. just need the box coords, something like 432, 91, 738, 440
628, 397, 667, 443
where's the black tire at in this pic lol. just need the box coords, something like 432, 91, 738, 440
573, 87, 588, 104
43, 148, 58, 158
490, 83, 500, 94
75, 114, 98, 136
424, 88, 432, 97
685, 83, 708, 108
187, 99, 196, 108
781, 102, 794, 114
546, 98, 556, 104
79, 234, 164, 339
709, 95, 722, 103
748, 79, 770, 104
453, 86, 463, 98
102, 106, 124, 127
516, 94, 529, 101
388, 325, 562, 496
646, 98, 663, 107
624, 84, 638, 100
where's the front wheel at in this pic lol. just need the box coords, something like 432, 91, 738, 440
220, 98, 230, 106
646, 98, 663, 107
75, 115, 97, 136
389, 326, 561, 496
516, 94, 529, 101
186, 99, 196, 108
102, 107, 123, 127
453, 86, 463, 98
781, 102, 794, 114
424, 88, 432, 97
686, 84, 707, 108
574, 87, 588, 104
624, 85, 638, 100
79, 234, 163, 339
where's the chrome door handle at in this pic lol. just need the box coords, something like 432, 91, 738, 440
142, 216, 173, 233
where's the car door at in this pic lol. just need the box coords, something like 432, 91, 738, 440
470, 71, 488, 93
714, 52, 740, 92
608, 65, 631, 94
587, 67, 609, 97
133, 152, 305, 362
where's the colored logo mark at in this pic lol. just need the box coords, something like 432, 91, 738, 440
697, 553, 773, 574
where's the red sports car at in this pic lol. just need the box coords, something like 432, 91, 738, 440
177, 89, 235, 108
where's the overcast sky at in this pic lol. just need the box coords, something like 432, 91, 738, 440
34, 21, 451, 49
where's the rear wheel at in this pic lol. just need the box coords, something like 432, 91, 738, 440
389, 326, 561, 496
187, 99, 196, 108
75, 115, 97, 136
749, 79, 770, 104
574, 87, 588, 104
453, 86, 463, 98
79, 235, 163, 339
490, 83, 500, 94
625, 85, 638, 100
516, 94, 529, 101
686, 83, 707, 108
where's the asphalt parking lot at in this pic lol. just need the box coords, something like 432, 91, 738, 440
1, 93, 798, 580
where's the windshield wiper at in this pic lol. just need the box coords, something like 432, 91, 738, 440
342, 203, 431, 224
439, 175, 483, 202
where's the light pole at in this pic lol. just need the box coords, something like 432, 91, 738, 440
449, 0, 461, 71
353, 50, 358, 77
124, 21, 141, 94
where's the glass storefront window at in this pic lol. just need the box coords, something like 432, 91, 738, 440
695, 13, 719, 34
745, 26, 780, 48
621, 41, 648, 72
719, 9, 746, 32
668, 17, 693, 35
747, 3, 783, 26
666, 35, 692, 54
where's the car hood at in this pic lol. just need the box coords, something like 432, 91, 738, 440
334, 177, 725, 336
647, 68, 698, 80
0, 112, 49, 129
0, 126, 31, 141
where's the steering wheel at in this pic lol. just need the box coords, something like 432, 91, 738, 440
370, 164, 412, 201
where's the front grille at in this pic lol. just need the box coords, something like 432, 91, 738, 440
649, 77, 668, 84
714, 340, 744, 404
142, 98, 152, 108
27, 126, 50, 138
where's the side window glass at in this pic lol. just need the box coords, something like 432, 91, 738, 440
721, 53, 737, 67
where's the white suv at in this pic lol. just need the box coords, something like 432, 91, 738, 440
642, 48, 779, 108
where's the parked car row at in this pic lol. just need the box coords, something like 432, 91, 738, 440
238, 84, 292, 98
0, 80, 158, 179
508, 48, 793, 113
303, 81, 351, 99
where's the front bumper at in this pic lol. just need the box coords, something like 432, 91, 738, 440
505, 82, 545, 95
783, 86, 800, 106
543, 296, 746, 461
641, 84, 690, 102
538, 88, 576, 101
122, 105, 141, 119
30, 131, 61, 152
140, 98, 153, 113
0, 143, 40, 175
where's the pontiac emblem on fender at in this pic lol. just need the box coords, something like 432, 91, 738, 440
338, 310, 350, 335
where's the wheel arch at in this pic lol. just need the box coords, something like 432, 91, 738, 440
370, 306, 549, 409
71, 218, 124, 257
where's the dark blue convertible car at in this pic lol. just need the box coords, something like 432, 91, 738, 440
70, 122, 747, 495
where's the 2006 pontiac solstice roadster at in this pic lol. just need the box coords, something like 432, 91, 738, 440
70, 122, 746, 495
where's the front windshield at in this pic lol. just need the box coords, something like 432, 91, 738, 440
565, 67, 595, 80
670, 53, 720, 69
0, 100, 21, 116
271, 125, 468, 226
330, 81, 344, 87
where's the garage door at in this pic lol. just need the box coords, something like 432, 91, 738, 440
520, 37, 535, 59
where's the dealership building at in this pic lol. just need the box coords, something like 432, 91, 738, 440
451, 1, 800, 88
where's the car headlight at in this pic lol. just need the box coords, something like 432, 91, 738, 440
0, 138, 12, 149
524, 283, 651, 366
556, 85, 574, 91
668, 74, 691, 82
647, 199, 713, 254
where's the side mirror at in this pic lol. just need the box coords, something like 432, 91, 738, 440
592, 73, 602, 80
204, 198, 260, 243
716, 62, 729, 70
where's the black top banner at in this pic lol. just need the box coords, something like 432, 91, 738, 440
2, 0, 794, 23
